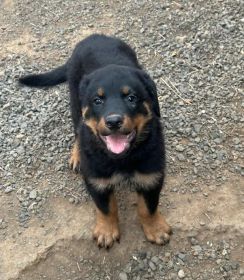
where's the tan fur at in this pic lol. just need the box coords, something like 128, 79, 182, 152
97, 117, 107, 133
121, 85, 130, 95
69, 138, 81, 171
143, 101, 152, 117
132, 172, 162, 189
82, 106, 89, 118
84, 118, 98, 135
93, 193, 120, 248
122, 102, 152, 135
97, 87, 104, 97
137, 194, 171, 245
89, 174, 123, 191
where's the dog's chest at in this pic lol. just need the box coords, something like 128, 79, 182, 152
89, 171, 162, 191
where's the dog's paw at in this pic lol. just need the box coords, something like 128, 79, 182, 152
141, 213, 172, 245
69, 141, 81, 172
93, 220, 120, 249
69, 153, 80, 172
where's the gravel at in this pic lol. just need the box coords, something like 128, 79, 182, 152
178, 269, 185, 279
115, 237, 243, 280
0, 0, 243, 279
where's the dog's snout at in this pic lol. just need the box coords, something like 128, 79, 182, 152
105, 114, 123, 130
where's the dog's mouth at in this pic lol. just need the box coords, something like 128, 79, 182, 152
100, 130, 136, 154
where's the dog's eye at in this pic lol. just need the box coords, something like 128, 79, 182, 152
127, 94, 137, 103
93, 97, 104, 105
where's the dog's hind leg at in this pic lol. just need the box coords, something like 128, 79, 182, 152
67, 59, 84, 172
69, 134, 81, 172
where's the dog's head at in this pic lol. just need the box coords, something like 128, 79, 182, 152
80, 65, 160, 156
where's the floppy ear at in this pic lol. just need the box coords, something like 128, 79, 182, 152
79, 76, 90, 103
136, 70, 161, 118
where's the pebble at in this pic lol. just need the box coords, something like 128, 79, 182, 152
178, 253, 186, 261
29, 190, 37, 199
190, 238, 198, 245
69, 197, 75, 204
193, 124, 202, 133
239, 267, 244, 275
175, 145, 185, 152
177, 154, 186, 161
149, 261, 156, 271
178, 269, 185, 279
216, 259, 222, 265
5, 186, 14, 193
151, 256, 159, 264
119, 272, 128, 280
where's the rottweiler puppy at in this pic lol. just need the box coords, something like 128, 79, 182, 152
19, 34, 171, 248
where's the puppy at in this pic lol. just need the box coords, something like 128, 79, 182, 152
19, 34, 171, 248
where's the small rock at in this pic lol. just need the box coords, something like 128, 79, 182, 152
216, 259, 222, 265
178, 269, 185, 278
239, 267, 244, 275
119, 272, 128, 280
222, 249, 228, 256
190, 237, 198, 245
192, 245, 203, 256
165, 252, 171, 258
177, 154, 186, 161
5, 186, 13, 193
69, 197, 75, 204
193, 124, 202, 133
151, 256, 159, 264
187, 231, 198, 238
178, 253, 186, 261
29, 190, 37, 199
149, 261, 156, 271
176, 145, 185, 152
169, 272, 177, 280
233, 137, 240, 144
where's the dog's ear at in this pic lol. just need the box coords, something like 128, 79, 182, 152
136, 70, 161, 118
79, 76, 90, 102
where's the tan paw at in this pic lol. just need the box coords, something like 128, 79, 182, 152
93, 221, 120, 248
141, 212, 171, 245
69, 139, 81, 172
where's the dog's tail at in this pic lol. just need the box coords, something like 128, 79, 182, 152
19, 64, 67, 87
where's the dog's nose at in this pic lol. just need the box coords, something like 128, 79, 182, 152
105, 114, 123, 130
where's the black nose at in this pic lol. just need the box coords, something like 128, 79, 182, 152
105, 114, 123, 130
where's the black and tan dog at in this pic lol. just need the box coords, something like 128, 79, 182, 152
19, 34, 171, 248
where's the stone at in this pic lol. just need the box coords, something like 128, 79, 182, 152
29, 190, 37, 199
119, 272, 128, 280
178, 269, 185, 278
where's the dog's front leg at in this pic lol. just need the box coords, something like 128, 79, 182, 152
85, 182, 120, 248
136, 180, 171, 245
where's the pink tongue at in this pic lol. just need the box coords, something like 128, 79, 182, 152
105, 135, 129, 154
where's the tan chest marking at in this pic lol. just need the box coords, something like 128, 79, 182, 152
132, 172, 162, 189
89, 174, 124, 191
89, 171, 162, 190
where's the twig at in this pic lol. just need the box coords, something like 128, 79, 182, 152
63, 186, 83, 199
77, 262, 81, 272
204, 213, 211, 221
160, 77, 192, 104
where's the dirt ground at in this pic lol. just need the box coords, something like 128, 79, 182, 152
0, 0, 243, 280
1, 178, 244, 279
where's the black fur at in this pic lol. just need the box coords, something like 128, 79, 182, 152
19, 64, 67, 87
19, 34, 165, 220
